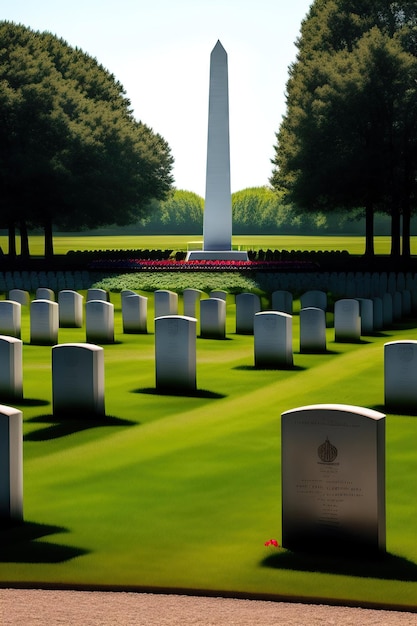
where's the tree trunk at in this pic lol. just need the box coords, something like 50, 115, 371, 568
390, 208, 401, 258
44, 220, 54, 259
19, 220, 30, 259
8, 221, 16, 259
402, 202, 411, 259
364, 202, 374, 257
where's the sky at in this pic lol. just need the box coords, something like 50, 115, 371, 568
2, 0, 313, 196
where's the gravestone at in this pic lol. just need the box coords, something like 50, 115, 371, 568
382, 293, 393, 327
209, 290, 227, 301
300, 290, 327, 311
281, 404, 386, 553
254, 311, 293, 368
183, 288, 204, 318
0, 301, 21, 339
8, 289, 30, 306
87, 288, 109, 302
271, 290, 293, 315
0, 336, 23, 400
155, 316, 197, 391
235, 293, 261, 334
154, 290, 178, 318
36, 287, 55, 301
86, 300, 114, 344
58, 290, 83, 328
0, 404, 23, 522
372, 297, 383, 331
200, 298, 226, 339
300, 307, 326, 353
393, 291, 402, 321
384, 340, 417, 411
122, 294, 148, 333
334, 299, 361, 342
52, 343, 105, 416
30, 300, 59, 345
356, 298, 373, 335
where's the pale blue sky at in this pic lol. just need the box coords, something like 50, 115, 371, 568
2, 0, 313, 195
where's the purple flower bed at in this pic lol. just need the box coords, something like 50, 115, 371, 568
88, 258, 319, 272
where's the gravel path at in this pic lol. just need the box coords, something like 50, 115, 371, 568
1, 589, 416, 625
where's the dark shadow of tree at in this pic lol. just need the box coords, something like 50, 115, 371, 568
370, 404, 417, 417
261, 550, 417, 582
0, 520, 89, 563
24, 414, 135, 441
133, 387, 226, 399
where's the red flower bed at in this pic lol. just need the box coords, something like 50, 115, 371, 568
88, 258, 318, 272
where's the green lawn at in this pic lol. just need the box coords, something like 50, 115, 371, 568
0, 290, 416, 610
1, 233, 414, 256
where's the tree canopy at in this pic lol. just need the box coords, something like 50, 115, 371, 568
271, 1, 417, 257
0, 21, 174, 257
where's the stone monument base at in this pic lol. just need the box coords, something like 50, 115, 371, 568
186, 250, 249, 261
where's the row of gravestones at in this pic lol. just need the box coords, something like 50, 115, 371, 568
1, 269, 417, 299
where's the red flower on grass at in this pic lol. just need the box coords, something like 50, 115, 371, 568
264, 539, 279, 548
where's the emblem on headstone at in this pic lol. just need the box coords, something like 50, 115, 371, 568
318, 437, 338, 463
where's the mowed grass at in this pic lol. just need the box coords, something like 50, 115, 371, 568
0, 291, 416, 610
2, 233, 415, 255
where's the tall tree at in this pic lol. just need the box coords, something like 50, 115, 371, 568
271, 1, 417, 258
0, 21, 174, 258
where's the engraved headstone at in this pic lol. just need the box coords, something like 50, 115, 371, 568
281, 404, 386, 553
300, 290, 327, 311
200, 298, 226, 339
52, 343, 105, 416
122, 294, 148, 334
384, 340, 417, 411
183, 288, 204, 318
154, 290, 178, 318
0, 301, 21, 339
86, 300, 114, 344
8, 289, 30, 306
58, 290, 83, 328
36, 287, 55, 301
271, 290, 293, 315
0, 336, 23, 400
300, 307, 326, 353
235, 293, 261, 334
0, 404, 23, 522
87, 288, 109, 302
254, 311, 293, 368
155, 316, 197, 391
334, 299, 361, 342
30, 300, 59, 345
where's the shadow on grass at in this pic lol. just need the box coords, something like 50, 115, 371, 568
0, 520, 89, 563
134, 387, 226, 399
14, 398, 50, 407
261, 550, 417, 582
371, 403, 417, 417
24, 414, 135, 441
234, 364, 307, 372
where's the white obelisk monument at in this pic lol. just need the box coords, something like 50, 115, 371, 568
187, 41, 248, 261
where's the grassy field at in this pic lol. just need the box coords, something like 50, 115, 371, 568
0, 291, 416, 610
2, 233, 415, 256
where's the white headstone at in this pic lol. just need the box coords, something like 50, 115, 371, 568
183, 289, 204, 318
0, 336, 23, 400
8, 289, 30, 306
334, 299, 361, 342
154, 290, 178, 318
300, 290, 327, 311
200, 298, 226, 339
155, 316, 197, 391
209, 290, 227, 301
58, 290, 83, 328
0, 404, 23, 522
86, 300, 114, 344
300, 307, 326, 353
254, 311, 293, 368
36, 287, 55, 301
281, 404, 386, 553
0, 301, 21, 339
87, 288, 109, 302
30, 300, 59, 345
384, 340, 417, 411
271, 290, 293, 315
235, 293, 261, 334
52, 343, 105, 416
122, 294, 148, 334
356, 298, 373, 334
